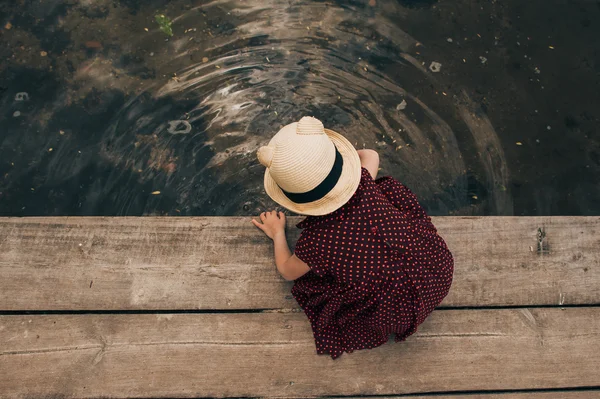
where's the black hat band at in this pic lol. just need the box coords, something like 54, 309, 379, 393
279, 146, 344, 204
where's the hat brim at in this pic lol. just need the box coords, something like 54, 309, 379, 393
263, 128, 362, 216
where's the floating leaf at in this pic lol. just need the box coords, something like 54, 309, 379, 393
155, 14, 173, 37
151, 191, 161, 195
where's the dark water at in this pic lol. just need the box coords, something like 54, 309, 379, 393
0, 0, 598, 216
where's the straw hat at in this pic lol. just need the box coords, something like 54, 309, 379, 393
257, 116, 361, 216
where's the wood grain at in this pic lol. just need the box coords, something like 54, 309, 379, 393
0, 217, 598, 310
1, 308, 599, 398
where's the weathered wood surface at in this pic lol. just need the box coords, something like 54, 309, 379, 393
0, 217, 598, 310
1, 309, 598, 398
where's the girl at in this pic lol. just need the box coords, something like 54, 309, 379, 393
252, 116, 454, 359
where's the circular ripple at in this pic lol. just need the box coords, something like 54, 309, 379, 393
65, 0, 515, 215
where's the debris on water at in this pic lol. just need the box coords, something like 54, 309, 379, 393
164, 162, 176, 173
144, 28, 149, 32
40, 51, 48, 57
536, 139, 540, 143
13, 111, 21, 117
59, 130, 65, 135
547, 125, 551, 130
85, 41, 103, 49
479, 56, 487, 64
48, 148, 53, 152
5, 22, 12, 30
149, 52, 154, 57
155, 14, 173, 37
167, 120, 192, 135
429, 62, 442, 73
549, 45, 555, 50
202, 57, 209, 63
151, 191, 161, 195
472, 195, 478, 200
15, 92, 29, 101
396, 99, 407, 111
376, 141, 387, 147
534, 67, 541, 74
516, 142, 523, 146
446, 38, 453, 43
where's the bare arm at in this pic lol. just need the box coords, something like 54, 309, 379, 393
272, 231, 310, 280
357, 149, 379, 179
252, 211, 310, 281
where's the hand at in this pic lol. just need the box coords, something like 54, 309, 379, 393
252, 210, 286, 240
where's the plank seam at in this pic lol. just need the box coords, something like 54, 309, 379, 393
320, 385, 600, 398
438, 304, 600, 310
119, 386, 600, 399
0, 308, 282, 315
0, 304, 599, 315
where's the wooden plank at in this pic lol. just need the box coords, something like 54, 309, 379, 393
1, 308, 599, 398
0, 217, 598, 310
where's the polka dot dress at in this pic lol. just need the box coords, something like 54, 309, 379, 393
292, 167, 454, 359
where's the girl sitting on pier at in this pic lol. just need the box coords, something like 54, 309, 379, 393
252, 116, 454, 359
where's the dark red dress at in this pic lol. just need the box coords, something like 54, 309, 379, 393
292, 167, 454, 359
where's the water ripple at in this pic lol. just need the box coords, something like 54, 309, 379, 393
103, 0, 511, 215
1, 0, 513, 216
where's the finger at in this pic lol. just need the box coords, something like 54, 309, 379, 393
260, 212, 266, 222
251, 219, 264, 230
278, 211, 285, 220
271, 210, 277, 217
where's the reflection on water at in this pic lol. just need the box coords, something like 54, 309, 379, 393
0, 0, 513, 216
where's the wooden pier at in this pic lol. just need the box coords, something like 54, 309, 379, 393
0, 216, 599, 398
